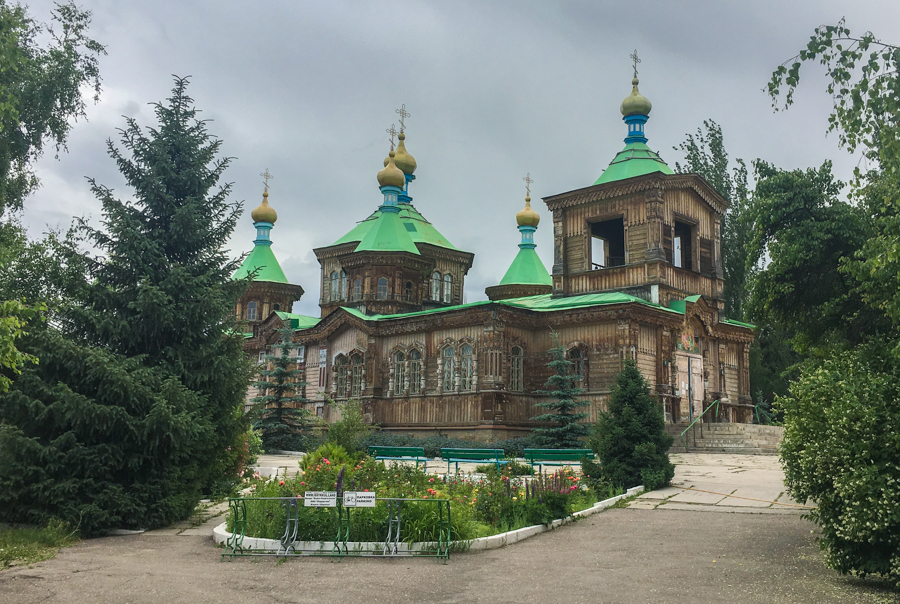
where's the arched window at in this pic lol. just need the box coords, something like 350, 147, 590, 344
330, 271, 340, 301
442, 346, 455, 392
335, 355, 349, 398
405, 281, 413, 302
273, 303, 280, 312
460, 344, 474, 390
431, 271, 441, 300
377, 277, 389, 300
353, 278, 361, 301
510, 346, 524, 391
393, 351, 405, 396
340, 270, 348, 300
409, 349, 422, 394
568, 348, 585, 385
350, 354, 364, 398
443, 274, 452, 303
247, 301, 258, 321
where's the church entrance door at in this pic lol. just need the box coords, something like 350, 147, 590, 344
675, 352, 703, 423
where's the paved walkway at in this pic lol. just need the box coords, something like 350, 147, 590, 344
629, 453, 812, 514
3, 453, 895, 603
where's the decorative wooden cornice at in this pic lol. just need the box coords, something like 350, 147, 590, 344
415, 243, 475, 271
542, 173, 729, 215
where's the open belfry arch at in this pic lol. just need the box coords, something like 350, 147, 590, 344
238, 77, 755, 439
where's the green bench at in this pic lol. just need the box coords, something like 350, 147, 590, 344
524, 448, 594, 473
441, 448, 507, 474
368, 445, 427, 469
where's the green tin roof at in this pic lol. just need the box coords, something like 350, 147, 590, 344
594, 141, 674, 185
336, 291, 680, 324
354, 209, 420, 255
274, 311, 321, 330
498, 247, 552, 286
233, 244, 289, 283
332, 203, 458, 251
287, 291, 751, 332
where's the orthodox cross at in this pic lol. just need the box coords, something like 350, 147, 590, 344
523, 173, 533, 197
386, 124, 398, 150
261, 168, 274, 193
630, 49, 641, 78
395, 103, 410, 132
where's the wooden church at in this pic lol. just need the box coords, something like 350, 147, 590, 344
236, 77, 755, 439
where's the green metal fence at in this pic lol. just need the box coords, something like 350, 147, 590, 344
221, 496, 451, 562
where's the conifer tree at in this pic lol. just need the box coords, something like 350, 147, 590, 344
532, 334, 590, 449
252, 326, 315, 451
592, 360, 674, 490
0, 78, 251, 534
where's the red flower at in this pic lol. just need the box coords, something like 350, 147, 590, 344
279, 480, 285, 486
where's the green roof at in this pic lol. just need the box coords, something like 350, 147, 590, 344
498, 247, 552, 286
332, 203, 458, 251
336, 291, 680, 324
594, 141, 674, 185
233, 244, 289, 283
721, 318, 755, 329
354, 209, 420, 255
274, 311, 321, 330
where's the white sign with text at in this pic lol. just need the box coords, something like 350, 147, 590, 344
304, 491, 337, 507
342, 491, 376, 507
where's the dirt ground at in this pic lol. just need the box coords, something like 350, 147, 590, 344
1, 508, 896, 604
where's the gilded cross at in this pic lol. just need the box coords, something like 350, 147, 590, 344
523, 173, 533, 197
260, 168, 274, 193
386, 124, 398, 150
395, 103, 410, 132
630, 49, 641, 78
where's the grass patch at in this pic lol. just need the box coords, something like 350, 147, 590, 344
607, 492, 640, 509
0, 519, 79, 569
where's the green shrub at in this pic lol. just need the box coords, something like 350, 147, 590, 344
778, 350, 900, 586
324, 399, 373, 453
591, 361, 674, 491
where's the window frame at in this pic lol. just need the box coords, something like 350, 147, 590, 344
510, 346, 524, 391
460, 344, 474, 390
393, 351, 405, 396
377, 277, 389, 300
247, 300, 258, 321
442, 346, 455, 392
408, 349, 422, 394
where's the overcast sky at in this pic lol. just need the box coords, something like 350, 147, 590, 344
19, 0, 900, 317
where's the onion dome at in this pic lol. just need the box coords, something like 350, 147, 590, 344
377, 150, 406, 188
620, 77, 652, 117
392, 132, 417, 175
250, 190, 278, 223
516, 196, 540, 228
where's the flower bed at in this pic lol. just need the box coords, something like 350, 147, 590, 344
229, 447, 611, 544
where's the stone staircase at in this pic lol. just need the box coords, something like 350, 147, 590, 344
666, 422, 783, 455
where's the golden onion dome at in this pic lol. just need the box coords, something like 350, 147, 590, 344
250, 190, 278, 223
516, 196, 540, 227
392, 132, 417, 175
620, 77, 652, 117
377, 150, 406, 188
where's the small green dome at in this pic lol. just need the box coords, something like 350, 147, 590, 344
620, 77, 652, 117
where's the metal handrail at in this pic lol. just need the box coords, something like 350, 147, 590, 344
754, 404, 774, 425
680, 400, 720, 449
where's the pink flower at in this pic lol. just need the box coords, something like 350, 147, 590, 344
279, 480, 285, 486
300, 481, 306, 485
429, 478, 435, 483
364, 488, 369, 492
422, 495, 428, 499
325, 460, 331, 465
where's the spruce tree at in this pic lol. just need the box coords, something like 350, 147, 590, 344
532, 334, 590, 448
592, 360, 674, 490
0, 78, 251, 533
252, 327, 315, 451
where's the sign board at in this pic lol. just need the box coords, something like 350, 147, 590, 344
342, 491, 376, 508
304, 491, 337, 507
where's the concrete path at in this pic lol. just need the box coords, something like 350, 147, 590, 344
628, 453, 812, 515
